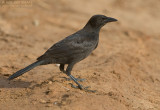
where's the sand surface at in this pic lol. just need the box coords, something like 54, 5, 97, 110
0, 0, 160, 110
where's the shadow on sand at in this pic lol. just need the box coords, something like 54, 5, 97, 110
0, 74, 31, 88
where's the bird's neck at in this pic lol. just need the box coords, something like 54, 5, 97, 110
83, 24, 101, 33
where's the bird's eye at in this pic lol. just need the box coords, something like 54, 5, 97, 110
102, 17, 106, 20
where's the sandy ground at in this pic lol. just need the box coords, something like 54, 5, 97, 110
0, 0, 160, 110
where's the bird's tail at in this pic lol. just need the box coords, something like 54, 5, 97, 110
8, 60, 44, 80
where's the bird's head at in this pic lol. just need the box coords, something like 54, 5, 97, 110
84, 15, 117, 30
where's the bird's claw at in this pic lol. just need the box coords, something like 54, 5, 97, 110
84, 87, 96, 93
69, 83, 96, 93
63, 77, 86, 82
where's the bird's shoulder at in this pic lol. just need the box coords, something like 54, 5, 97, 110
50, 30, 98, 49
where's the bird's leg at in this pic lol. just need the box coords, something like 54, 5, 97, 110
60, 64, 85, 82
66, 63, 83, 90
59, 64, 65, 73
66, 64, 96, 92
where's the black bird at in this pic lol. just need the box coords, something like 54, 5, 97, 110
8, 15, 117, 91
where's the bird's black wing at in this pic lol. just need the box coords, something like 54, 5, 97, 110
37, 33, 95, 62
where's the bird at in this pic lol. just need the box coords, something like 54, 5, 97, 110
8, 14, 117, 91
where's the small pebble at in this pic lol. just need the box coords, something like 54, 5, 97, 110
48, 81, 52, 84
39, 99, 47, 104
33, 19, 39, 26
54, 101, 58, 105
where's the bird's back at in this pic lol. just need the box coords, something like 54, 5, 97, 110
37, 30, 99, 64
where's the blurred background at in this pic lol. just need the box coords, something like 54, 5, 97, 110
0, 0, 160, 110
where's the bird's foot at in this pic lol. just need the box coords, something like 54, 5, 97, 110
69, 83, 96, 93
62, 77, 86, 82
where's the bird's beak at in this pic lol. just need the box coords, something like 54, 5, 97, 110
106, 17, 118, 22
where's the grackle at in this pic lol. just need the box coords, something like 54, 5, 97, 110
8, 15, 117, 91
